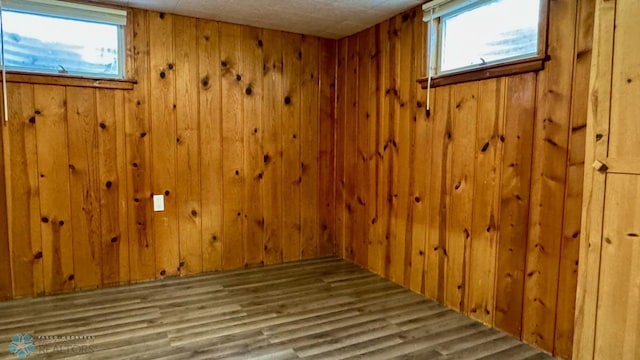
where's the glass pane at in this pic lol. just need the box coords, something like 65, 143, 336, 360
2, 10, 121, 77
440, 0, 540, 73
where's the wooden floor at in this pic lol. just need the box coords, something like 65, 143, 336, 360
0, 257, 555, 360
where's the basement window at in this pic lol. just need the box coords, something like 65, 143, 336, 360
0, 0, 127, 79
422, 0, 547, 87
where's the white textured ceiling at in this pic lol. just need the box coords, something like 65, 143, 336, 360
95, 0, 424, 39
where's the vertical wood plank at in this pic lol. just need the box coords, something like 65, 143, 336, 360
318, 38, 336, 257
494, 73, 536, 337
572, 0, 620, 356
220, 22, 245, 270
365, 26, 379, 271
125, 8, 155, 282
425, 85, 452, 303
242, 25, 264, 267
409, 10, 429, 294
67, 87, 102, 289
149, 12, 179, 278
300, 35, 320, 260
445, 82, 478, 312
281, 32, 303, 262
334, 39, 347, 259
175, 15, 203, 275
99, 89, 130, 285
523, 0, 578, 350
197, 19, 223, 272
368, 24, 384, 275
353, 30, 369, 267
3, 83, 44, 297
467, 78, 506, 325
591, 1, 640, 357
387, 18, 400, 281
376, 20, 392, 278
0, 107, 11, 300
392, 12, 416, 287
261, 29, 283, 265
344, 35, 359, 261
594, 175, 640, 360
35, 85, 74, 294
115, 90, 131, 284
555, 0, 595, 357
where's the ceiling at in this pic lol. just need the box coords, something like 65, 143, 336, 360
96, 0, 424, 39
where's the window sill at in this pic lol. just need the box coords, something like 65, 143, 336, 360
418, 55, 548, 89
0, 72, 137, 90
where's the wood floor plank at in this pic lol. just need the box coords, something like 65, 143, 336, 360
0, 257, 550, 359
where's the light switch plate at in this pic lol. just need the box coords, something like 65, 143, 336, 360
153, 195, 165, 212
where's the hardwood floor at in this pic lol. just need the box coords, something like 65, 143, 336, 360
0, 257, 555, 359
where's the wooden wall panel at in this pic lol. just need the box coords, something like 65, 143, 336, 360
149, 12, 179, 279
3, 83, 44, 297
97, 89, 129, 286
220, 23, 246, 270
34, 85, 74, 294
344, 35, 358, 262
555, 0, 594, 357
281, 32, 302, 262
334, 39, 347, 259
594, 175, 640, 360
368, 23, 385, 276
354, 30, 369, 267
391, 13, 414, 287
467, 78, 506, 325
336, 2, 594, 357
523, 0, 578, 350
425, 85, 452, 304
241, 26, 264, 267
445, 82, 478, 312
125, 8, 155, 282
67, 87, 102, 289
409, 14, 429, 295
261, 29, 284, 265
365, 27, 379, 274
494, 73, 536, 337
197, 19, 223, 272
175, 15, 203, 275
1, 8, 336, 299
300, 35, 320, 260
0, 101, 10, 301
318, 38, 336, 256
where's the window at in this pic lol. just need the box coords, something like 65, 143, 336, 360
0, 0, 127, 79
423, 0, 546, 81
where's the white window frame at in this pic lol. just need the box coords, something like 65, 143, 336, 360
0, 0, 128, 79
423, 0, 547, 78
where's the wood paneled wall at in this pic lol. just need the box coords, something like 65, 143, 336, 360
0, 9, 336, 299
335, 1, 594, 358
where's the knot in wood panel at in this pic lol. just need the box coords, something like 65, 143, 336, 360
200, 75, 211, 89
